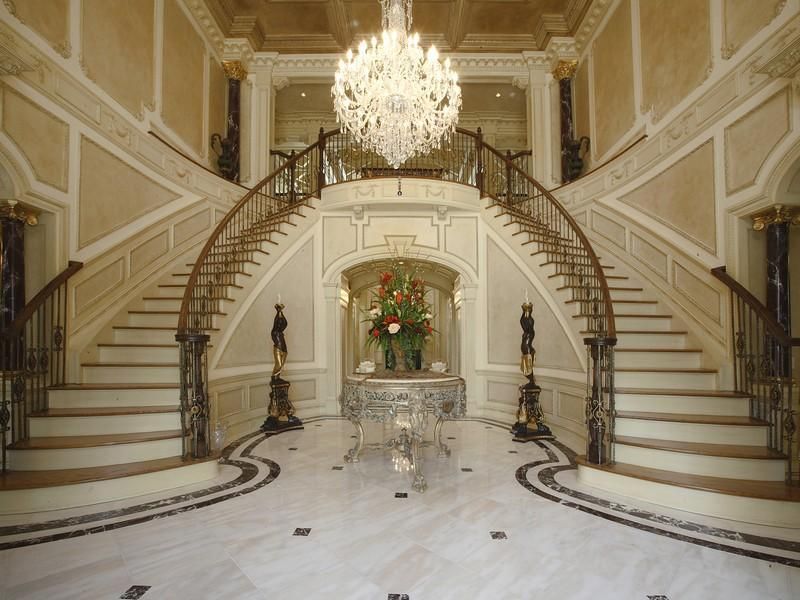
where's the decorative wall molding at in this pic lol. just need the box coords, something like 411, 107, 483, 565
574, 0, 613, 54
183, 0, 226, 56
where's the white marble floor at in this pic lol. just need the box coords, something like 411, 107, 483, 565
0, 418, 798, 600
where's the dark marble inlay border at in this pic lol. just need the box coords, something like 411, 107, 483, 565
515, 439, 800, 568
0, 428, 283, 551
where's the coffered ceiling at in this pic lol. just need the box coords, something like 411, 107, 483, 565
206, 0, 590, 53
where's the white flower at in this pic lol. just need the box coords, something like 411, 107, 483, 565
369, 307, 380, 317
388, 323, 400, 334
425, 313, 432, 319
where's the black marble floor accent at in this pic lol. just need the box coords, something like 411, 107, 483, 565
507, 450, 518, 454
332, 466, 344, 470
461, 467, 473, 472
387, 594, 409, 600
514, 439, 800, 568
395, 492, 408, 498
288, 447, 298, 450
646, 595, 669, 600
293, 528, 311, 536
120, 585, 151, 599
490, 531, 507, 540
447, 436, 456, 440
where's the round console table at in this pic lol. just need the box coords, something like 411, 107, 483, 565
341, 370, 466, 492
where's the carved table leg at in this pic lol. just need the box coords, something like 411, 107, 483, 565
408, 390, 428, 492
434, 416, 450, 457
344, 418, 365, 463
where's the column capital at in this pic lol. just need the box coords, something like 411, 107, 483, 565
552, 60, 578, 81
222, 60, 247, 81
752, 204, 800, 231
0, 200, 38, 225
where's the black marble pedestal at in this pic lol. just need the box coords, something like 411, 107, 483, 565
511, 383, 554, 442
260, 377, 303, 433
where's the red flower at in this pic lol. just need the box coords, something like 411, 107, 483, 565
395, 292, 403, 303
380, 272, 393, 285
372, 328, 380, 337
378, 287, 385, 298
425, 325, 433, 334
384, 315, 399, 324
405, 319, 414, 324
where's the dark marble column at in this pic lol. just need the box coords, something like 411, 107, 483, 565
553, 60, 584, 183
0, 201, 38, 369
754, 205, 799, 376
218, 60, 246, 183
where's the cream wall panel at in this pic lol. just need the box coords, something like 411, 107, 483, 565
78, 137, 180, 247
539, 388, 554, 415
208, 58, 227, 144
444, 216, 478, 272
487, 380, 519, 407
640, 0, 711, 122
129, 230, 169, 276
162, 0, 205, 155
173, 209, 211, 246
673, 262, 722, 323
81, 0, 154, 118
722, 0, 784, 58
249, 383, 269, 409
73, 258, 124, 314
620, 141, 717, 253
559, 391, 584, 424
591, 210, 625, 248
323, 216, 357, 271
12, 0, 70, 56
217, 387, 245, 418
2, 86, 69, 191
792, 227, 800, 337
745, 227, 767, 305
217, 240, 315, 367
724, 89, 791, 193
362, 216, 439, 249
289, 379, 317, 404
487, 239, 581, 370
630, 232, 668, 280
591, 0, 635, 157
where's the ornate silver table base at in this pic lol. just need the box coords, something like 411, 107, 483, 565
341, 371, 467, 493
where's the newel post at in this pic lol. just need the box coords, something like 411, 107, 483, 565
505, 149, 513, 205
475, 127, 484, 194
176, 332, 211, 458
584, 335, 616, 464
317, 127, 326, 191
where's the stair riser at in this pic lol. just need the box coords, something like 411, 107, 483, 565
127, 312, 180, 327
113, 328, 177, 345
29, 413, 180, 437
615, 352, 702, 369
143, 298, 182, 311
615, 419, 768, 446
7, 438, 183, 470
610, 303, 659, 315
614, 394, 751, 416
615, 371, 717, 390
576, 465, 800, 528
615, 332, 688, 349
613, 444, 786, 481
0, 461, 219, 514
48, 387, 178, 408
614, 316, 673, 331
608, 289, 646, 302
98, 346, 179, 363
82, 365, 178, 384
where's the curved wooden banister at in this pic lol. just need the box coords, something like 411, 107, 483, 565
712, 266, 798, 347
1, 261, 83, 338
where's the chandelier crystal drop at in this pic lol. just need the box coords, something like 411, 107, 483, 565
332, 0, 462, 169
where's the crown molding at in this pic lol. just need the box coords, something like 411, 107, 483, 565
183, 0, 226, 56
574, 0, 613, 54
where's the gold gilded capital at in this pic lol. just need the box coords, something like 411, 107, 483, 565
751, 204, 800, 231
0, 200, 38, 226
222, 60, 247, 81
552, 60, 578, 81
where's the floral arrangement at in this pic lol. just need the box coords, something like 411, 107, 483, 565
365, 265, 434, 369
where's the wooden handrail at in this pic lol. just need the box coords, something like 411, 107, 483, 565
1, 261, 82, 339
712, 266, 799, 347
482, 144, 616, 339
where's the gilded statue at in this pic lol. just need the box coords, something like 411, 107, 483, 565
260, 301, 302, 432
512, 301, 553, 440
271, 302, 288, 381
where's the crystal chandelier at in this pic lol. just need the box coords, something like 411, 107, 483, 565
332, 0, 462, 169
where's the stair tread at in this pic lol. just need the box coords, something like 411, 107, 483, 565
614, 435, 786, 459
615, 388, 750, 398
615, 367, 716, 373
112, 325, 220, 331
581, 329, 688, 335
574, 313, 672, 319
30, 406, 179, 417
50, 383, 180, 390
8, 429, 182, 449
615, 348, 701, 353
615, 411, 767, 426
97, 343, 178, 348
0, 454, 217, 491
576, 457, 800, 502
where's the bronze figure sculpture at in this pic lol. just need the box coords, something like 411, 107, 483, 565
261, 302, 303, 432
511, 302, 553, 441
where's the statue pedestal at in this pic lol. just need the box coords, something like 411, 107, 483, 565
510, 382, 554, 442
260, 377, 303, 433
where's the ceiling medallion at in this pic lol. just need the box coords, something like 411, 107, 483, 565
332, 0, 462, 169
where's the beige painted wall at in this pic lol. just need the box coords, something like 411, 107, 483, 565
723, 0, 783, 57
162, 0, 206, 155
217, 240, 315, 368
13, 0, 70, 55
591, 0, 635, 157
640, 0, 711, 121
78, 137, 180, 247
487, 238, 581, 370
1, 86, 69, 191
620, 141, 717, 253
81, 0, 155, 118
